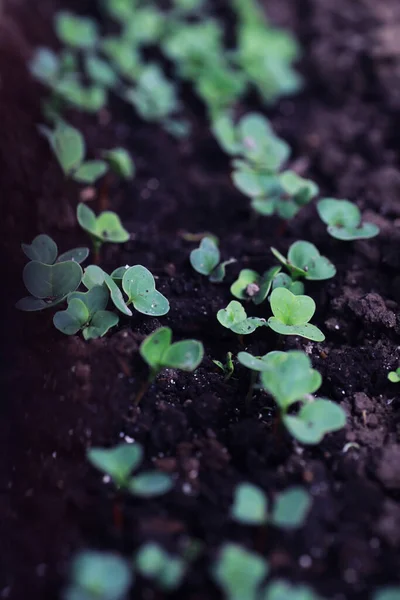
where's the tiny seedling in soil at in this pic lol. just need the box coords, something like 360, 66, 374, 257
63, 550, 132, 600
212, 543, 269, 600
135, 543, 186, 591
21, 233, 88, 266
271, 241, 336, 281
231, 482, 311, 529
317, 198, 380, 240
139, 327, 204, 402
77, 203, 130, 259
260, 351, 346, 444
213, 352, 235, 380
388, 368, 400, 383
190, 237, 235, 282
268, 287, 325, 342
230, 266, 281, 304
53, 286, 119, 339
87, 442, 173, 497
217, 300, 266, 335
102, 148, 135, 180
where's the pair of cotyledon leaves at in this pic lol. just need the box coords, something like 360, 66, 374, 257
140, 327, 204, 378
77, 203, 130, 245
190, 237, 235, 282
317, 198, 379, 241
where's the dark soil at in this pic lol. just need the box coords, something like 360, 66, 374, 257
1, 0, 400, 599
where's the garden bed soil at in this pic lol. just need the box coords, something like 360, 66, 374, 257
1, 0, 400, 599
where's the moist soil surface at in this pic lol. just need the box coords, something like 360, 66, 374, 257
1, 1, 400, 599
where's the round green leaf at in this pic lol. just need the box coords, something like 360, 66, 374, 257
213, 543, 269, 600
95, 211, 130, 243
85, 54, 118, 88
69, 285, 109, 316
284, 398, 346, 444
87, 443, 143, 486
268, 319, 325, 342
288, 241, 336, 280
140, 327, 172, 370
52, 121, 85, 175
53, 298, 89, 335
103, 148, 135, 179
190, 237, 220, 276
270, 487, 311, 529
57, 247, 89, 264
317, 198, 361, 228
230, 269, 259, 300
83, 310, 119, 340
122, 265, 169, 316
217, 300, 247, 329
55, 12, 99, 49
22, 234, 58, 264
69, 551, 132, 599
23, 260, 83, 299
237, 352, 269, 372
231, 483, 268, 525
270, 288, 315, 325
129, 472, 173, 497
73, 160, 108, 184
163, 340, 204, 371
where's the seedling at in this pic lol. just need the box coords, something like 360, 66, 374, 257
135, 543, 186, 591
55, 12, 99, 49
212, 543, 269, 600
63, 551, 132, 600
21, 234, 88, 266
53, 286, 119, 339
373, 587, 400, 600
271, 241, 336, 281
264, 580, 323, 600
40, 121, 108, 183
271, 273, 304, 295
77, 203, 130, 258
213, 352, 235, 380
103, 148, 135, 180
268, 288, 325, 342
230, 266, 281, 304
217, 301, 266, 335
87, 442, 173, 497
121, 266, 169, 316
55, 79, 107, 113
82, 265, 132, 316
317, 198, 380, 240
85, 54, 119, 89
260, 351, 346, 444
388, 368, 400, 383
16, 260, 83, 312
190, 237, 235, 282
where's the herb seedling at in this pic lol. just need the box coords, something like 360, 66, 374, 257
77, 203, 130, 258
85, 53, 119, 89
190, 237, 235, 282
103, 148, 135, 179
21, 233, 88, 266
87, 442, 173, 497
213, 352, 235, 380
139, 327, 204, 402
271, 241, 336, 281
55, 12, 99, 49
388, 368, 400, 383
82, 265, 132, 316
63, 551, 132, 600
317, 198, 380, 240
268, 288, 325, 342
217, 301, 266, 335
271, 272, 304, 295
260, 351, 346, 444
231, 483, 311, 529
230, 266, 281, 304
53, 286, 118, 339
135, 543, 186, 592
212, 543, 269, 600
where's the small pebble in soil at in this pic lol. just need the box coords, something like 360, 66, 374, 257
102, 475, 111, 484
182, 482, 193, 495
124, 436, 134, 443
299, 555, 312, 568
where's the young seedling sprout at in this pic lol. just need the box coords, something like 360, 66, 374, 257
212, 543, 269, 600
258, 350, 346, 444
388, 368, 400, 383
77, 203, 130, 260
138, 327, 204, 403
135, 543, 186, 592
190, 237, 236, 282
63, 551, 132, 600
87, 442, 173, 497
213, 352, 235, 381
268, 287, 325, 342
230, 266, 281, 304
231, 483, 311, 529
271, 241, 336, 281
217, 301, 266, 336
317, 198, 380, 240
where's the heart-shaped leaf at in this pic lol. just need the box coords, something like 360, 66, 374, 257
140, 327, 173, 370
87, 443, 143, 487
284, 398, 346, 444
69, 285, 109, 316
213, 544, 269, 600
77, 203, 130, 243
82, 266, 132, 316
23, 260, 83, 299
53, 298, 89, 335
231, 269, 259, 300
271, 273, 304, 295
317, 198, 361, 228
217, 300, 266, 334
22, 234, 58, 264
270, 487, 311, 529
270, 287, 315, 325
287, 241, 336, 280
129, 472, 173, 497
73, 160, 108, 184
122, 266, 169, 316
163, 340, 204, 371
190, 237, 220, 276
231, 483, 268, 525
83, 310, 119, 340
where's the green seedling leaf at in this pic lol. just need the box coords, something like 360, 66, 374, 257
231, 267, 281, 304
55, 12, 99, 49
57, 247, 89, 264
16, 296, 68, 312
279, 171, 319, 206
85, 54, 118, 88
129, 472, 173, 497
135, 543, 186, 592
190, 237, 220, 275
213, 352, 234, 380
83, 265, 132, 316
73, 160, 108, 184
373, 587, 400, 600
317, 198, 379, 241
53, 298, 90, 335
268, 288, 325, 342
103, 148, 135, 179
163, 340, 204, 371
271, 273, 304, 295
22, 260, 83, 300
77, 203, 130, 244
263, 580, 322, 600
22, 234, 58, 264
231, 483, 268, 525
260, 351, 322, 411
213, 543, 269, 600
140, 327, 172, 371
40, 121, 85, 176
284, 398, 347, 445
217, 300, 266, 335
30, 48, 59, 84
238, 113, 290, 171
388, 368, 400, 383
64, 551, 132, 600
237, 351, 270, 372
287, 241, 336, 280
270, 487, 311, 529
87, 443, 143, 488
56, 79, 107, 112
83, 310, 119, 340
212, 113, 240, 155
122, 266, 169, 316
